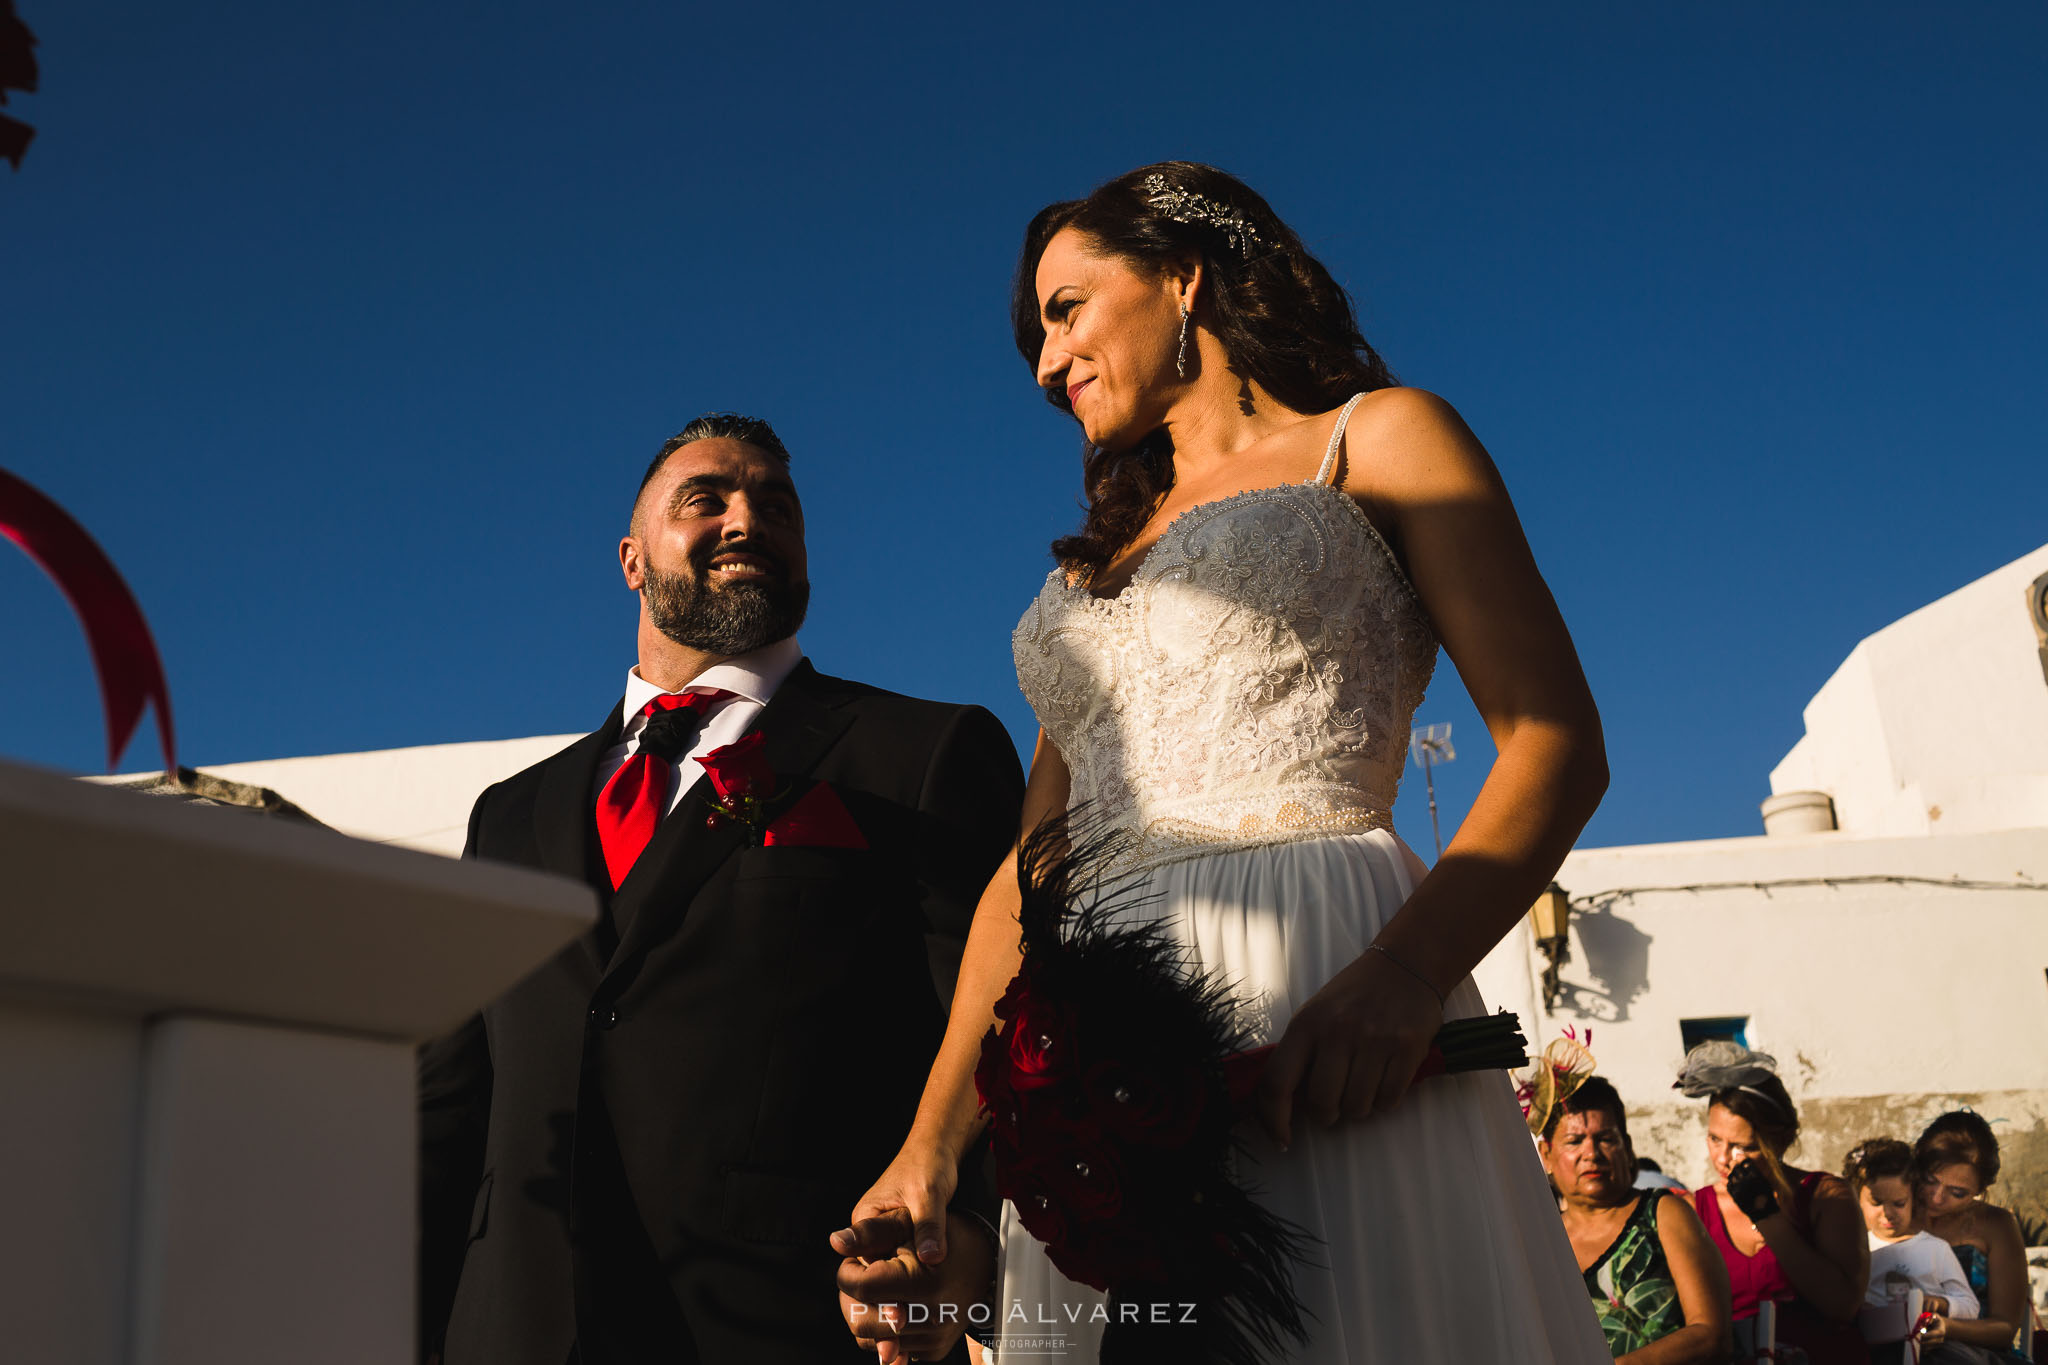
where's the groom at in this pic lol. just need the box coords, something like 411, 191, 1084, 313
418, 413, 1020, 1365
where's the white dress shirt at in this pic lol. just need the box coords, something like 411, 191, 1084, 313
593, 636, 804, 816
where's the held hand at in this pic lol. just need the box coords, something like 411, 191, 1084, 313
833, 1142, 960, 1267
1924, 1294, 1950, 1317
1255, 945, 1442, 1149
837, 1209, 995, 1364
1726, 1158, 1782, 1222
1915, 1312, 1947, 1346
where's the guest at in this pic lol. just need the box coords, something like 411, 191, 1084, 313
1674, 1042, 1868, 1364
1539, 1075, 1731, 1362
1845, 1136, 1980, 1362
1914, 1112, 2031, 1360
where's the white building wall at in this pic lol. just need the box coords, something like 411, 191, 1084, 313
1472, 825, 2048, 1105
1771, 543, 2048, 838
169, 734, 581, 855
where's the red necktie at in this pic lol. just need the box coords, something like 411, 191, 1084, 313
595, 690, 729, 889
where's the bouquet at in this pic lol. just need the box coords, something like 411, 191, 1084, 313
974, 817, 1529, 1364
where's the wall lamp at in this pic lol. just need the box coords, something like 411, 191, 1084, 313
1529, 882, 1572, 1010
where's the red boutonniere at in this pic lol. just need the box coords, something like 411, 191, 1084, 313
698, 732, 777, 841
697, 733, 868, 850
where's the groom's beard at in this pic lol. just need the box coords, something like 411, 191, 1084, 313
642, 551, 809, 657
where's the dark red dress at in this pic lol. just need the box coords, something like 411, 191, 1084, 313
1693, 1170, 1865, 1365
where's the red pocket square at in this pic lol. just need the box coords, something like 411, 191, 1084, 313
763, 781, 868, 849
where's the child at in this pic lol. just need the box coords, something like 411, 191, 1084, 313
1845, 1137, 1981, 1360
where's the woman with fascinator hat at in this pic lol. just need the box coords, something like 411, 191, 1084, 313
841, 161, 1612, 1362
1674, 1041, 1868, 1363
1529, 1042, 1732, 1363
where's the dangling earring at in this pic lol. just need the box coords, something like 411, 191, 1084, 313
1175, 303, 1191, 379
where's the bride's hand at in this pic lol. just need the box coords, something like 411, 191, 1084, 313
833, 1139, 960, 1267
1255, 945, 1443, 1149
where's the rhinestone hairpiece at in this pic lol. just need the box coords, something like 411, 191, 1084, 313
1141, 173, 1266, 259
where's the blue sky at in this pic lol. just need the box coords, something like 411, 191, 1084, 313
3, 1, 2043, 851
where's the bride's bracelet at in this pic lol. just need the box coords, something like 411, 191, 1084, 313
1365, 941, 1445, 1008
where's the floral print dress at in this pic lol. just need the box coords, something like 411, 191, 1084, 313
1584, 1194, 1687, 1353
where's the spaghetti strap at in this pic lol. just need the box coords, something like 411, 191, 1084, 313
1314, 392, 1368, 486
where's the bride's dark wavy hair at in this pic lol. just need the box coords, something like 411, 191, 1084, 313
1010, 161, 1398, 575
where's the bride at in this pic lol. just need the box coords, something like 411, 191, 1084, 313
843, 162, 1612, 1362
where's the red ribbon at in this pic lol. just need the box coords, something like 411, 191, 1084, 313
0, 469, 175, 772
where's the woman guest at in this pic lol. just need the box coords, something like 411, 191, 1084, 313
1845, 1136, 1980, 1361
1674, 1042, 1868, 1364
1539, 1075, 1730, 1362
839, 161, 1613, 1361
1914, 1111, 2032, 1360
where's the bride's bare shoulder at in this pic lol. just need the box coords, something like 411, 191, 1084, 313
1340, 386, 1504, 501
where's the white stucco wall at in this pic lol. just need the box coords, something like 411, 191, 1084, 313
1472, 824, 2048, 1107
145, 734, 582, 856
1771, 542, 2048, 837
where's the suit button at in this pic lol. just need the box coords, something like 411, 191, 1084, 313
590, 1006, 619, 1030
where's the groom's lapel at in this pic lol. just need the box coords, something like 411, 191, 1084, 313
605, 662, 856, 971
533, 702, 625, 975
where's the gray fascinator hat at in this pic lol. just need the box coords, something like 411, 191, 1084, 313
1673, 1039, 1780, 1099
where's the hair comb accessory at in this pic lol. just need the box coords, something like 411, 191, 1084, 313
1673, 1039, 1782, 1104
1142, 174, 1267, 259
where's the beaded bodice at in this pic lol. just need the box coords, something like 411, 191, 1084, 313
1013, 397, 1438, 875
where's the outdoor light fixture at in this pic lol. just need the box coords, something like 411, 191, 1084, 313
1529, 882, 1572, 1009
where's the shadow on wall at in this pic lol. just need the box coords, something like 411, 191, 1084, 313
1557, 895, 1654, 1023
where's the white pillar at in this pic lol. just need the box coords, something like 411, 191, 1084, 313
0, 758, 595, 1365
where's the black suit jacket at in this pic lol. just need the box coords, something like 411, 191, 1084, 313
418, 662, 1022, 1365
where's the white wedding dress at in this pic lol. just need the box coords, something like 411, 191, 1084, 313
996, 395, 1608, 1362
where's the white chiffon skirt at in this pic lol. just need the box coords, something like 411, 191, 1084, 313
987, 829, 1609, 1363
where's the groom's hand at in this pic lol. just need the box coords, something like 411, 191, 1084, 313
837, 1209, 994, 1363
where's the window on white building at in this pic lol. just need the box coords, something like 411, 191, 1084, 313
1679, 1016, 1751, 1052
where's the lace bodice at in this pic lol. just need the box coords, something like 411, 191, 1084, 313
1013, 395, 1438, 875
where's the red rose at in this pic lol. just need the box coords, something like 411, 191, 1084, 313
1006, 1163, 1070, 1253
1005, 989, 1074, 1091
992, 972, 1030, 1022
1083, 1060, 1209, 1148
1011, 1186, 1073, 1260
1042, 1136, 1123, 1223
698, 731, 772, 803
1051, 1219, 1169, 1291
975, 1023, 1020, 1127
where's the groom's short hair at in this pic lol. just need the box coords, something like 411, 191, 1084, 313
632, 412, 793, 532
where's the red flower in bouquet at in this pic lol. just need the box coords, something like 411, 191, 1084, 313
1083, 1060, 1208, 1148
1041, 1131, 1124, 1222
992, 972, 1029, 1022
977, 977, 1072, 1140
1004, 986, 1074, 1092
1010, 1175, 1070, 1255
1057, 1216, 1170, 1291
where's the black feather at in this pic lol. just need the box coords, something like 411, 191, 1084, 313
981, 811, 1531, 1363
983, 812, 1317, 1364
